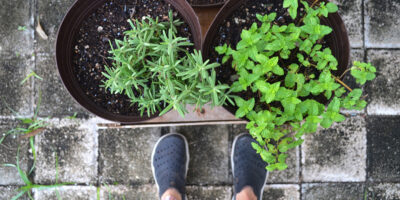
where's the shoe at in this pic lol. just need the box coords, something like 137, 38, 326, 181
151, 133, 189, 200
232, 133, 269, 200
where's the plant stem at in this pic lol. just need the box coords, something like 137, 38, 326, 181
339, 68, 351, 79
310, 0, 320, 8
332, 75, 353, 92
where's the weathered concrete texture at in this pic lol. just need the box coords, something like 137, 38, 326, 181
34, 55, 90, 118
365, 50, 400, 115
187, 186, 232, 200
367, 183, 400, 200
367, 116, 400, 182
33, 186, 97, 200
301, 183, 365, 200
99, 185, 158, 200
0, 186, 28, 200
174, 125, 230, 185
230, 124, 300, 183
263, 184, 300, 200
0, 0, 34, 57
302, 116, 366, 182
36, 0, 75, 55
365, 0, 400, 47
0, 56, 33, 116
99, 128, 161, 184
34, 119, 98, 184
331, 0, 363, 48
33, 186, 96, 200
0, 119, 30, 185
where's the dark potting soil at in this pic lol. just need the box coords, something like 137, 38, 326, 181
186, 0, 225, 6
73, 0, 193, 116
208, 0, 331, 114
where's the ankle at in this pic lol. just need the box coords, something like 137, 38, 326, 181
236, 186, 257, 200
161, 188, 182, 200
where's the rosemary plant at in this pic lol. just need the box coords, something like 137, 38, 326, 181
103, 11, 232, 117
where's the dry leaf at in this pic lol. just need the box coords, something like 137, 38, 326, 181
20, 128, 45, 139
36, 17, 48, 40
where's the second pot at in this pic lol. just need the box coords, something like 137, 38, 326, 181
202, 0, 350, 114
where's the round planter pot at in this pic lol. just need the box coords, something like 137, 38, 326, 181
187, 0, 227, 7
202, 0, 350, 115
56, 0, 202, 123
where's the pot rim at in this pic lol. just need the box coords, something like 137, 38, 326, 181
56, 0, 202, 123
189, 0, 226, 8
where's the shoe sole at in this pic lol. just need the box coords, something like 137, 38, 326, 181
231, 133, 269, 200
151, 132, 190, 200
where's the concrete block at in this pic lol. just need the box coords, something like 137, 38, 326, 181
33, 186, 97, 200
0, 56, 33, 116
365, 0, 400, 47
0, 119, 30, 185
366, 50, 400, 115
174, 125, 230, 185
99, 127, 161, 184
263, 184, 300, 200
367, 183, 400, 200
367, 116, 400, 182
302, 116, 366, 182
34, 119, 98, 184
187, 186, 232, 200
0, 186, 28, 200
301, 183, 365, 200
0, 0, 34, 57
331, 0, 363, 48
36, 0, 76, 55
99, 185, 158, 200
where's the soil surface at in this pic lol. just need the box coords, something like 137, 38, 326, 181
207, 0, 332, 114
186, 0, 225, 6
73, 0, 193, 116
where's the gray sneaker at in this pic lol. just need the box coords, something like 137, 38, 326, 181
232, 133, 269, 200
151, 133, 189, 200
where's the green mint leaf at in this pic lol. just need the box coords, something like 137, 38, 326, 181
326, 2, 339, 13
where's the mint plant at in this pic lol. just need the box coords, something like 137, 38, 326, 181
103, 11, 231, 117
216, 0, 376, 171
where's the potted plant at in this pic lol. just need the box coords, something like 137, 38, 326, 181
102, 10, 232, 117
203, 0, 376, 171
186, 0, 227, 7
56, 0, 225, 122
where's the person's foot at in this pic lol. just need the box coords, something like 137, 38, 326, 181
151, 133, 189, 200
232, 133, 268, 200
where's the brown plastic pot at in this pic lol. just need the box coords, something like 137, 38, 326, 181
56, 0, 202, 123
202, 0, 350, 113
188, 0, 227, 8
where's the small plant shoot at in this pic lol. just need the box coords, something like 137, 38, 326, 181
216, 0, 376, 171
103, 11, 232, 117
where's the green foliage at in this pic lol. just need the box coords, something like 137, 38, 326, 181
20, 71, 43, 85
351, 61, 377, 85
103, 11, 231, 117
3, 150, 73, 200
284, 0, 299, 19
1, 90, 49, 174
18, 26, 27, 31
216, 0, 376, 171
